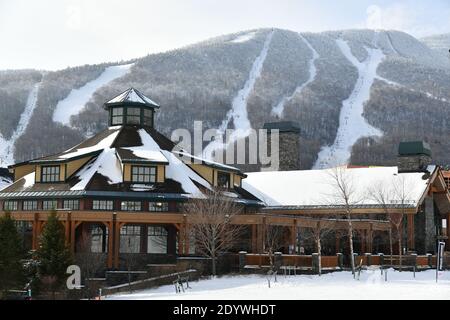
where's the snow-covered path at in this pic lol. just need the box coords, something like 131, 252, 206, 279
203, 31, 274, 160
52, 63, 134, 126
272, 34, 319, 118
106, 269, 450, 300
0, 81, 42, 167
313, 35, 384, 169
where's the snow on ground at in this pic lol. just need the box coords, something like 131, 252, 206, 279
230, 32, 257, 43
0, 81, 42, 167
52, 63, 134, 126
106, 269, 450, 300
313, 34, 384, 169
203, 31, 274, 160
272, 34, 319, 118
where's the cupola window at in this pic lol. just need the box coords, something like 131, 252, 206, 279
111, 107, 124, 125
126, 107, 141, 124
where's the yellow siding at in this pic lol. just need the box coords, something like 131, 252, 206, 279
13, 164, 35, 182
59, 164, 65, 181
65, 156, 93, 178
188, 164, 214, 184
234, 175, 242, 187
157, 165, 165, 183
35, 166, 41, 182
123, 164, 131, 181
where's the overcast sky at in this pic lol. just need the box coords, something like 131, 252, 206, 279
1, 0, 449, 71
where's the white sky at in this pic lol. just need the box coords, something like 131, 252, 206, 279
0, 0, 449, 71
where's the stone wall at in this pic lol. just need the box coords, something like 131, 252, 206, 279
398, 154, 432, 173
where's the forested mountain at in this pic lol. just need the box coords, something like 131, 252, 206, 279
1, 28, 449, 171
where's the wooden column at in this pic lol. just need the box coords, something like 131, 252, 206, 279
32, 212, 39, 250
335, 231, 340, 254
251, 224, 257, 253
361, 230, 366, 254
407, 214, 415, 251
367, 224, 373, 254
184, 224, 190, 255
70, 220, 77, 254
177, 224, 183, 255
65, 212, 71, 246
104, 221, 114, 269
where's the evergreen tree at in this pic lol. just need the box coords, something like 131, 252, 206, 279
0, 212, 25, 298
36, 211, 72, 298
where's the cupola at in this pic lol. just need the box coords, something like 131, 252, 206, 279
104, 88, 160, 128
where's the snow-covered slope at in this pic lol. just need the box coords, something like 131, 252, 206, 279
0, 81, 41, 166
272, 33, 319, 117
203, 30, 274, 159
313, 34, 384, 169
52, 63, 134, 126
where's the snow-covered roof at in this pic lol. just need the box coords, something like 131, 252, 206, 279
243, 166, 435, 208
105, 88, 160, 108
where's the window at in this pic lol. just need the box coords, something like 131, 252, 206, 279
4, 201, 18, 211
149, 202, 169, 212
91, 225, 108, 253
43, 200, 57, 210
126, 107, 141, 124
121, 201, 142, 211
132, 166, 156, 183
63, 199, 79, 210
217, 171, 230, 188
120, 225, 141, 253
41, 165, 60, 182
23, 200, 38, 211
147, 226, 168, 254
143, 109, 153, 127
111, 107, 123, 125
92, 200, 114, 210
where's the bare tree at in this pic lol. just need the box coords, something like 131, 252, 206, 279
183, 190, 244, 276
326, 166, 361, 277
76, 233, 105, 299
264, 225, 285, 272
391, 175, 414, 271
367, 181, 394, 265
301, 219, 336, 276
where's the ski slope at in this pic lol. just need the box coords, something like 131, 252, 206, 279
203, 31, 274, 160
52, 63, 134, 126
313, 35, 384, 169
0, 82, 42, 167
106, 269, 450, 300
272, 34, 319, 118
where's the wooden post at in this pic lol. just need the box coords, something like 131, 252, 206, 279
70, 220, 77, 254
113, 222, 124, 269
65, 212, 71, 246
335, 231, 340, 254
407, 214, 415, 251
103, 221, 114, 269
184, 224, 190, 255
32, 212, 39, 250
361, 230, 366, 254
261, 217, 266, 253
177, 225, 184, 255
251, 224, 257, 253
367, 224, 373, 254
447, 213, 450, 248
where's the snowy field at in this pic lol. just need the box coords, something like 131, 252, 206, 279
106, 268, 450, 300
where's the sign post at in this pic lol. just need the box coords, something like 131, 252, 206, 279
436, 241, 445, 283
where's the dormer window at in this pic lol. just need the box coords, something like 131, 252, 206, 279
132, 166, 156, 183
217, 171, 230, 189
143, 109, 153, 126
41, 165, 60, 183
111, 107, 123, 125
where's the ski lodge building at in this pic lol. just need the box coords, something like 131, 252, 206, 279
0, 89, 449, 269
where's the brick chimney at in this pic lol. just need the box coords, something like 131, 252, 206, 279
263, 121, 301, 171
398, 141, 432, 173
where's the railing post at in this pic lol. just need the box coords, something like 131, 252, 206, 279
379, 253, 384, 267
312, 253, 319, 274
337, 253, 343, 270
411, 253, 417, 278
365, 253, 372, 267
239, 251, 247, 273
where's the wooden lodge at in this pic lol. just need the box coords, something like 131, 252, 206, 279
1, 88, 449, 271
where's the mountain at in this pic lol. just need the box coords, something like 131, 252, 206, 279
421, 33, 450, 55
1, 28, 450, 171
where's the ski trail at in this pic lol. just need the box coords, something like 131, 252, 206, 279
313, 34, 384, 169
203, 31, 274, 160
53, 63, 134, 126
386, 31, 400, 56
0, 81, 42, 167
272, 34, 319, 118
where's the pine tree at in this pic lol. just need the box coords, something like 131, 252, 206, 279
36, 211, 72, 298
0, 212, 25, 298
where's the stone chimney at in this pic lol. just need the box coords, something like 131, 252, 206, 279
398, 141, 432, 173
263, 121, 301, 171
